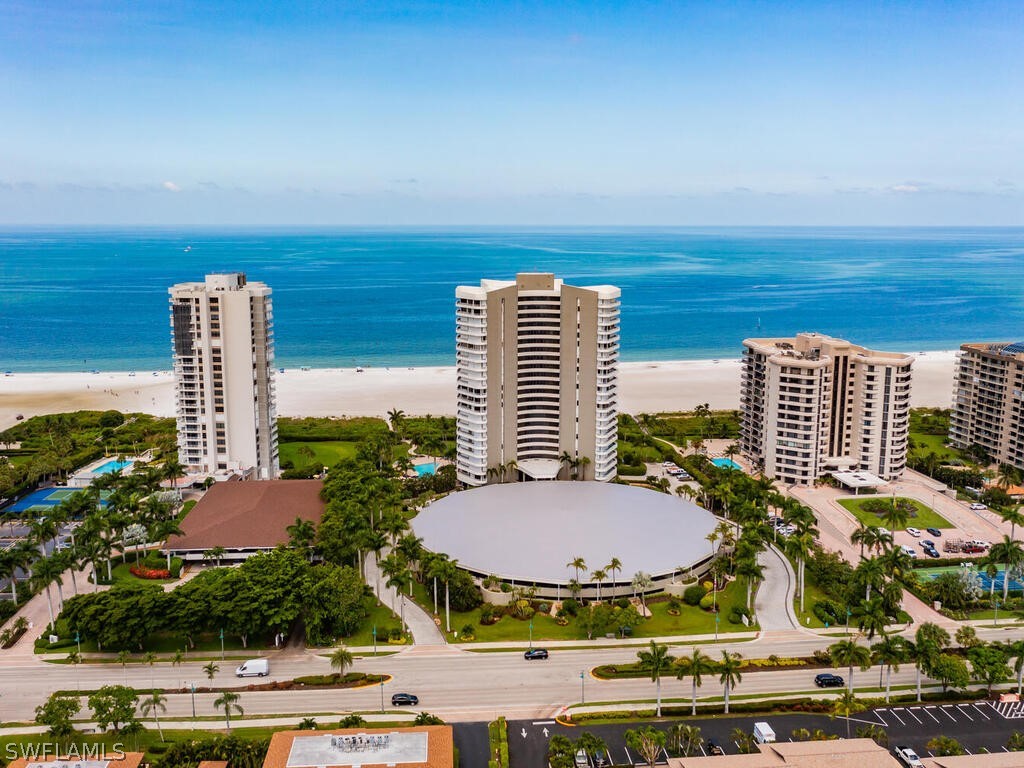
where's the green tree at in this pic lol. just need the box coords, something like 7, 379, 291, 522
990, 536, 1024, 601
931, 653, 970, 693
871, 635, 905, 702
329, 646, 354, 677
203, 661, 219, 682
636, 641, 672, 717
625, 726, 667, 768
829, 638, 871, 692
831, 690, 866, 739
926, 736, 965, 756
969, 645, 1011, 694
87, 685, 139, 734
675, 647, 715, 716
140, 690, 167, 739
34, 693, 80, 739
214, 690, 244, 732
718, 650, 744, 714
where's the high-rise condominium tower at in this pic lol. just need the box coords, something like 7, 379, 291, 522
740, 333, 912, 485
169, 273, 279, 480
949, 342, 1024, 470
455, 273, 620, 486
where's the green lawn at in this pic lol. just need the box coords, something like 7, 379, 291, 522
407, 579, 752, 643
338, 597, 403, 648
793, 579, 831, 629
279, 440, 360, 468
838, 497, 953, 529
910, 432, 960, 462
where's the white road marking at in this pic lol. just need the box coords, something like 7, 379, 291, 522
890, 709, 906, 726
874, 711, 888, 726
922, 707, 940, 723
958, 704, 974, 721
940, 706, 958, 721
533, 720, 556, 725
906, 708, 923, 724
973, 704, 991, 720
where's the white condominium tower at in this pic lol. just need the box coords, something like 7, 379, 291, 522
169, 273, 279, 480
949, 342, 1024, 470
455, 273, 620, 486
740, 332, 912, 485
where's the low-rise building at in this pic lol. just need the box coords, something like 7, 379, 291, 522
166, 479, 324, 561
668, 738, 897, 767
7, 754, 144, 768
262, 725, 453, 768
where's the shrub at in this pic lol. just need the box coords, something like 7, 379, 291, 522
728, 609, 743, 624
459, 624, 476, 640
683, 584, 707, 606
561, 598, 579, 617
339, 714, 367, 727
130, 565, 171, 580
537, 601, 551, 613
667, 599, 681, 615
699, 594, 715, 611
479, 604, 501, 625
812, 599, 844, 626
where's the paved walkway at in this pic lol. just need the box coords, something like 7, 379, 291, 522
366, 550, 446, 646
755, 544, 799, 631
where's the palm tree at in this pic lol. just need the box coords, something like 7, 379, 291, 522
908, 623, 950, 702
632, 572, 653, 612
829, 639, 871, 692
559, 451, 574, 480
718, 651, 743, 714
286, 516, 317, 556
140, 690, 167, 739
999, 506, 1024, 540
591, 569, 607, 602
606, 557, 623, 596
329, 646, 354, 677
203, 661, 219, 682
989, 536, 1024, 601
855, 557, 887, 601
162, 458, 185, 499
871, 635, 905, 702
387, 408, 406, 437
1002, 640, 1024, 696
576, 456, 591, 480
637, 641, 672, 717
676, 648, 714, 716
31, 555, 63, 630
831, 690, 866, 739
736, 556, 764, 612
881, 497, 911, 532
853, 596, 889, 640
214, 690, 243, 732
567, 556, 586, 584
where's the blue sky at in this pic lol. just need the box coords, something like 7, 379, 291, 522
1, 0, 1021, 224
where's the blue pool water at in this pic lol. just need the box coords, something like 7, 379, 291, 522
92, 459, 131, 474
414, 463, 437, 476
712, 458, 742, 470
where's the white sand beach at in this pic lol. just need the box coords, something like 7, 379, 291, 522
0, 351, 958, 432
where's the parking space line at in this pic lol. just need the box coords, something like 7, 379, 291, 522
973, 704, 991, 720
874, 711, 888, 727
922, 707, 940, 723
623, 747, 633, 765
906, 708, 923, 724
957, 704, 974, 721
940, 706, 958, 721
889, 709, 905, 726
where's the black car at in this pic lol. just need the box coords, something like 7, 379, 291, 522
814, 673, 845, 688
524, 648, 549, 660
923, 546, 940, 558
391, 693, 419, 706
921, 539, 935, 548
705, 738, 725, 756
927, 528, 942, 537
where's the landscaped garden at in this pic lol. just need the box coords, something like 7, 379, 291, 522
838, 496, 952, 530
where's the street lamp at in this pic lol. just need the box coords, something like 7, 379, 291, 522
380, 678, 385, 713
580, 670, 585, 704
372, 624, 377, 657
219, 628, 225, 660
529, 620, 533, 650
189, 682, 196, 724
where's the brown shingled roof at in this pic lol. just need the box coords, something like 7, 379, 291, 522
169, 479, 325, 551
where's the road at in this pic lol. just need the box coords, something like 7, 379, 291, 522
4, 625, 1024, 724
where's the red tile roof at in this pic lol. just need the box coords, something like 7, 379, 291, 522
169, 479, 324, 551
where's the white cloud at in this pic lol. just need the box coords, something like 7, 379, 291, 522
889, 184, 919, 193
162, 180, 181, 192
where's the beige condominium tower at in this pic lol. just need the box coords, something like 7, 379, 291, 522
740, 332, 913, 485
169, 272, 279, 480
455, 273, 620, 486
949, 342, 1024, 470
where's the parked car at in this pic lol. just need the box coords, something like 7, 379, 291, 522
574, 748, 589, 767
391, 693, 419, 706
524, 648, 549, 660
705, 739, 725, 756
921, 540, 935, 548
968, 539, 991, 549
962, 544, 985, 554
753, 722, 776, 744
814, 673, 845, 688
970, 502, 987, 511
906, 527, 921, 537
894, 746, 925, 768
877, 527, 891, 538
923, 546, 940, 558
926, 527, 942, 537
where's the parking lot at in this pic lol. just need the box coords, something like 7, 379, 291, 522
508, 702, 1024, 766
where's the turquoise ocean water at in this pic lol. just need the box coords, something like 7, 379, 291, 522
1, 227, 1023, 372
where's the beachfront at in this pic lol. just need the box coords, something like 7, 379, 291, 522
0, 350, 958, 431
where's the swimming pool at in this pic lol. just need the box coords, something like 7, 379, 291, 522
712, 457, 742, 471
92, 459, 132, 475
414, 463, 437, 476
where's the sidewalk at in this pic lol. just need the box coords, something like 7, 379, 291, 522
365, 550, 446, 646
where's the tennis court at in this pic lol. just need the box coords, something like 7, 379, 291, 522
917, 565, 1024, 593
2, 487, 110, 514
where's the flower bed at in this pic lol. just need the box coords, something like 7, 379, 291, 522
130, 565, 171, 579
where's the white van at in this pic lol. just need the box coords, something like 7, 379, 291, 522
235, 658, 269, 677
753, 722, 776, 744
